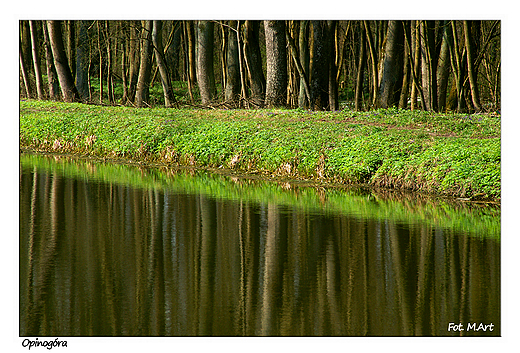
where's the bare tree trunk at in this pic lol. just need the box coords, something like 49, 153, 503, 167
184, 21, 197, 103
196, 20, 216, 105
127, 20, 140, 103
310, 21, 331, 110
76, 20, 90, 101
42, 23, 59, 100
66, 21, 76, 80
464, 20, 482, 112
106, 21, 115, 104
399, 21, 411, 109
355, 23, 366, 111
420, 20, 438, 111
97, 21, 104, 104
298, 20, 310, 108
224, 21, 241, 105
135, 20, 154, 107
264, 20, 287, 108
379, 20, 404, 109
436, 21, 451, 112
47, 20, 80, 102
364, 21, 379, 108
29, 21, 45, 99
328, 20, 339, 111
19, 41, 32, 98
153, 20, 176, 107
243, 20, 265, 107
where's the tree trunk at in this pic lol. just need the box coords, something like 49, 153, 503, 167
20, 21, 33, 96
420, 20, 438, 111
298, 20, 310, 108
106, 21, 115, 104
29, 21, 45, 99
196, 20, 216, 105
153, 20, 176, 107
97, 21, 104, 103
127, 20, 140, 103
310, 21, 330, 110
363, 21, 379, 108
264, 20, 287, 108
135, 20, 154, 107
19, 40, 32, 98
225, 21, 241, 105
66, 21, 76, 80
436, 21, 451, 112
42, 22, 59, 100
184, 21, 197, 102
243, 20, 266, 107
464, 20, 481, 112
46, 20, 80, 102
328, 20, 339, 111
399, 21, 411, 109
379, 20, 404, 109
75, 20, 90, 101
354, 23, 366, 111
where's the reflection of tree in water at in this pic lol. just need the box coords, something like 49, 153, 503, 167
20, 166, 500, 336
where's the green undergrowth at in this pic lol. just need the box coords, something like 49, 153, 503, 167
20, 152, 500, 239
19, 99, 501, 201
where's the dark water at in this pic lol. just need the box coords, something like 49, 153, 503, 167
19, 152, 500, 336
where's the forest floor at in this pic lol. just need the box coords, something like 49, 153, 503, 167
19, 99, 501, 201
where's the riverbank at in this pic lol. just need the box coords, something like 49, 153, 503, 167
19, 100, 501, 201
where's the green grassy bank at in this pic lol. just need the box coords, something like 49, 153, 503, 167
19, 100, 501, 201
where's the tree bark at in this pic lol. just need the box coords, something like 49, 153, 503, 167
264, 20, 287, 108
243, 20, 265, 107
29, 21, 45, 99
354, 23, 366, 111
46, 20, 80, 102
298, 20, 310, 108
224, 21, 241, 105
153, 20, 176, 107
363, 21, 379, 108
19, 40, 32, 98
66, 21, 76, 80
42, 22, 59, 100
310, 21, 330, 110
135, 20, 154, 107
196, 20, 216, 105
436, 21, 451, 112
464, 20, 481, 112
127, 20, 140, 103
379, 20, 404, 109
75, 20, 90, 101
328, 20, 339, 111
420, 20, 438, 111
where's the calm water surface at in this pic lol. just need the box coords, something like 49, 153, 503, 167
19, 152, 500, 336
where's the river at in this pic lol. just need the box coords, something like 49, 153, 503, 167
19, 151, 500, 336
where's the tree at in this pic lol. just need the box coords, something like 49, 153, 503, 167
264, 20, 287, 108
42, 22, 59, 100
135, 20, 154, 107
354, 22, 366, 111
243, 20, 265, 107
420, 21, 438, 111
46, 21, 80, 102
464, 20, 482, 112
75, 20, 90, 101
310, 21, 331, 110
197, 21, 216, 105
224, 21, 241, 105
379, 20, 404, 109
152, 20, 176, 107
298, 20, 310, 108
29, 21, 45, 99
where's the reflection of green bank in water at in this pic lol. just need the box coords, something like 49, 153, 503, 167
21, 151, 500, 239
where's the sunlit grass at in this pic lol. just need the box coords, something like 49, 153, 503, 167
19, 99, 501, 200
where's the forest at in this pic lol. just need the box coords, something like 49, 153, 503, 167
19, 20, 501, 113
